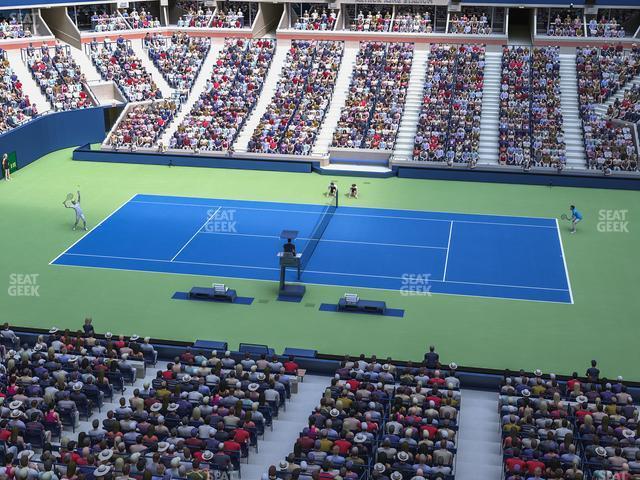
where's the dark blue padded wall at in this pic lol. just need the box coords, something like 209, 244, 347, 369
0, 107, 107, 171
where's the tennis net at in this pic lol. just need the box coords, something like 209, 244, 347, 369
300, 193, 338, 271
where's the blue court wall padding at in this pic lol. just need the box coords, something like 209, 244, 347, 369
0, 107, 107, 170
72, 144, 314, 173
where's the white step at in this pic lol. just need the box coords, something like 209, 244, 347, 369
455, 389, 503, 480
66, 43, 102, 82
131, 39, 174, 100
233, 39, 291, 152
559, 53, 586, 169
312, 42, 360, 155
478, 52, 501, 165
158, 38, 225, 147
7, 49, 51, 115
392, 46, 430, 160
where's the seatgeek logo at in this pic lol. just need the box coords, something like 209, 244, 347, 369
204, 208, 237, 233
597, 209, 629, 233
8, 273, 40, 297
400, 273, 432, 296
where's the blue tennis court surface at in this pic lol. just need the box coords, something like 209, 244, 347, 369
51, 194, 573, 304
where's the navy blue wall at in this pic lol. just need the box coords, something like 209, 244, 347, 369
73, 144, 314, 173
0, 107, 106, 172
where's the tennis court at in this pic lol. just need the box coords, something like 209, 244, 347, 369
51, 194, 573, 304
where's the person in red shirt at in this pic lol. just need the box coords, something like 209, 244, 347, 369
505, 451, 526, 473
233, 427, 251, 445
284, 357, 299, 375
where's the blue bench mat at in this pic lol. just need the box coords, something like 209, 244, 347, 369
277, 294, 304, 303
193, 340, 228, 350
282, 347, 317, 358
172, 292, 254, 305
318, 303, 404, 317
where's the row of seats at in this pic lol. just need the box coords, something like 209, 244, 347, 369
107, 99, 178, 149
587, 16, 630, 38
89, 12, 130, 33
0, 48, 37, 134
121, 9, 161, 30
248, 40, 343, 155
292, 9, 337, 31
448, 12, 492, 35
0, 323, 301, 479
89, 37, 162, 102
170, 38, 275, 151
332, 41, 414, 150
576, 45, 640, 171
413, 44, 484, 164
607, 84, 640, 123
25, 43, 93, 112
500, 367, 640, 480
145, 32, 211, 98
0, 18, 32, 39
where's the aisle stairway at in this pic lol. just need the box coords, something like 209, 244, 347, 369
233, 39, 291, 152
7, 48, 51, 115
455, 389, 503, 480
392, 45, 429, 161
559, 53, 587, 169
312, 41, 359, 156
478, 51, 501, 165
65, 43, 102, 82
130, 38, 175, 100
158, 38, 224, 147
245, 375, 329, 479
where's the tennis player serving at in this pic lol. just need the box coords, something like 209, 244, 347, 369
63, 190, 87, 231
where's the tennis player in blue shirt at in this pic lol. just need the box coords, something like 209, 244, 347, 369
570, 205, 582, 234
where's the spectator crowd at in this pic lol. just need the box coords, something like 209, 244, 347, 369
145, 33, 210, 99
292, 8, 337, 31
90, 37, 162, 102
332, 41, 414, 150
170, 38, 275, 152
0, 48, 37, 133
248, 40, 343, 155
576, 44, 640, 171
25, 42, 93, 111
413, 44, 485, 165
107, 99, 177, 149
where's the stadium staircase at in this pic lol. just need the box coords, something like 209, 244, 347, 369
455, 389, 503, 480
559, 53, 587, 169
312, 41, 360, 156
157, 38, 225, 147
66, 43, 102, 82
8, 49, 51, 115
594, 71, 640, 117
478, 51, 501, 165
130, 39, 175, 100
391, 45, 430, 161
233, 39, 291, 152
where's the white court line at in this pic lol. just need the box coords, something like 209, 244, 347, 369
198, 230, 448, 250
170, 206, 221, 262
442, 221, 454, 281
129, 199, 558, 229
49, 193, 138, 265
555, 218, 574, 304
51, 262, 574, 305
134, 193, 558, 221
59, 252, 571, 292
